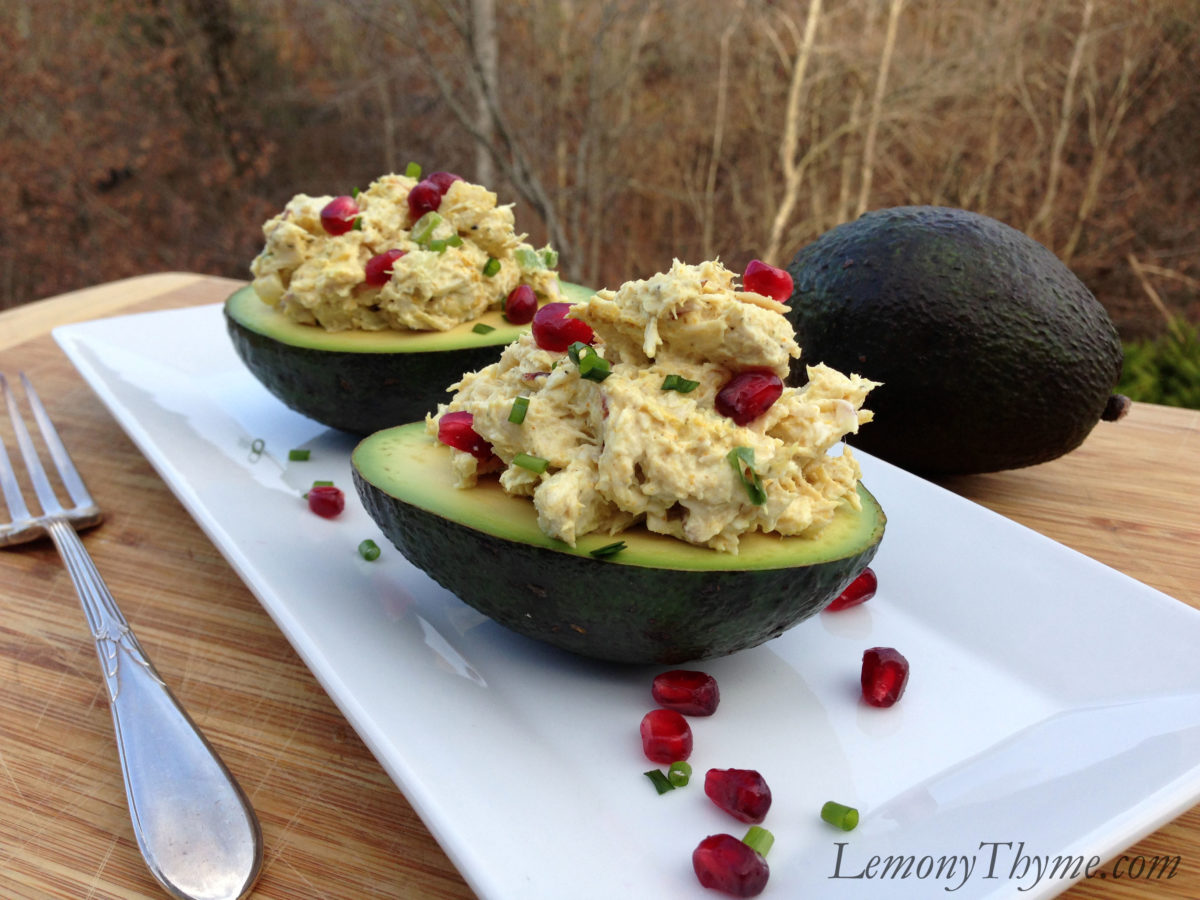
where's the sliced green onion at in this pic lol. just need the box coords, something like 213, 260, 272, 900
514, 247, 543, 271
352, 216, 363, 231
513, 452, 549, 473
565, 341, 610, 380
742, 825, 775, 857
472, 323, 496, 334
820, 801, 859, 832
288, 448, 311, 461
312, 480, 334, 487
411, 211, 442, 244
249, 438, 265, 459
358, 539, 381, 561
405, 161, 422, 178
667, 760, 692, 787
644, 769, 675, 795
589, 540, 626, 559
661, 373, 700, 393
351, 186, 361, 198
539, 247, 559, 268
578, 354, 610, 382
483, 256, 502, 277
508, 396, 529, 424
727, 446, 767, 505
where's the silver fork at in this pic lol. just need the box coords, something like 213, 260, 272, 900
1, 372, 263, 900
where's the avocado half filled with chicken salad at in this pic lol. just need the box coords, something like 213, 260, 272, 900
352, 258, 886, 664
225, 165, 586, 434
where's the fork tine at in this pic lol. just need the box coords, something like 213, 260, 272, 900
19, 372, 94, 510
0, 374, 34, 523
3, 372, 64, 517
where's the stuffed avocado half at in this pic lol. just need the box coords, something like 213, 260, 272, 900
352, 421, 885, 664
224, 280, 594, 434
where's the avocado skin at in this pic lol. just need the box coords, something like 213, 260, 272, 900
784, 206, 1124, 475
226, 310, 510, 434
351, 425, 885, 665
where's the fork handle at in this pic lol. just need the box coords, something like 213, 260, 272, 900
46, 518, 263, 900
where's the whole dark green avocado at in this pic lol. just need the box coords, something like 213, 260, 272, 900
784, 206, 1127, 475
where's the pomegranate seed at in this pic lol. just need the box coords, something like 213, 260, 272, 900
531, 302, 595, 352
639, 708, 692, 764
307, 484, 345, 518
320, 195, 359, 236
742, 259, 793, 302
651, 670, 720, 716
364, 249, 406, 287
436, 411, 494, 462
715, 371, 783, 425
861, 646, 909, 708
407, 179, 444, 219
826, 567, 878, 611
504, 284, 538, 325
692, 834, 769, 897
704, 769, 772, 824
427, 171, 464, 193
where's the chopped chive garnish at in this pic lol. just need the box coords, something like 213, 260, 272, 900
644, 769, 675, 795
411, 211, 442, 244
514, 247, 543, 271
661, 373, 700, 393
589, 540, 626, 559
540, 247, 559, 268
405, 161, 422, 178
579, 354, 610, 382
566, 341, 610, 381
472, 323, 495, 334
820, 801, 859, 831
249, 438, 265, 458
508, 396, 529, 424
351, 186, 361, 198
288, 448, 311, 461
727, 446, 767, 505
352, 216, 363, 231
358, 539, 381, 561
312, 480, 334, 487
483, 256, 501, 277
742, 825, 775, 856
667, 760, 692, 787
513, 452, 549, 473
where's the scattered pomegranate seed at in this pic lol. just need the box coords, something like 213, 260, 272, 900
742, 259, 793, 302
692, 834, 769, 897
436, 411, 494, 462
531, 302, 595, 352
826, 567, 879, 611
427, 171, 464, 193
652, 670, 720, 716
320, 195, 359, 236
704, 769, 772, 824
407, 179, 444, 219
504, 284, 538, 324
715, 371, 783, 425
640, 708, 693, 764
861, 646, 910, 708
307, 484, 345, 518
363, 249, 406, 287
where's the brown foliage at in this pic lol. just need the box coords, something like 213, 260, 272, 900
3, 0, 1197, 338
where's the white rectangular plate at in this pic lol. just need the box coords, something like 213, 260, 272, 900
55, 304, 1200, 899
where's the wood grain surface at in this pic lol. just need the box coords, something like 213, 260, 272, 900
0, 274, 1197, 899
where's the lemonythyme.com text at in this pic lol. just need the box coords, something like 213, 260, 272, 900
830, 841, 1181, 893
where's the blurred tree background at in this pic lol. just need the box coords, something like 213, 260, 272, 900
3, 0, 1197, 365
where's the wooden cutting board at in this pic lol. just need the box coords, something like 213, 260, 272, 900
0, 273, 1197, 899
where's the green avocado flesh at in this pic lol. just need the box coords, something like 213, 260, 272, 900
224, 281, 595, 434
785, 206, 1124, 475
352, 422, 886, 664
